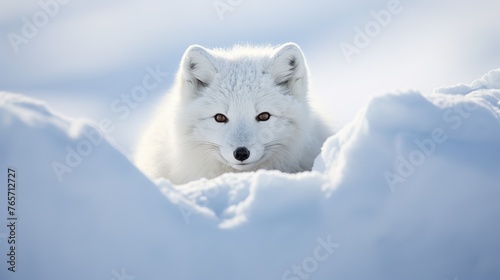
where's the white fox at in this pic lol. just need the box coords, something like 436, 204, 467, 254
135, 43, 332, 185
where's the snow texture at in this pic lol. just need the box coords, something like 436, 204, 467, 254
1, 69, 500, 280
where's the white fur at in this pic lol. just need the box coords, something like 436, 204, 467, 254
135, 43, 332, 185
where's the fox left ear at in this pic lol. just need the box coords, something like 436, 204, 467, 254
181, 45, 217, 94
270, 43, 308, 98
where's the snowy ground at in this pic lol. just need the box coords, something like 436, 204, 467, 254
1, 69, 499, 280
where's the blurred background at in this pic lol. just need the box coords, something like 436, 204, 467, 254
1, 0, 499, 155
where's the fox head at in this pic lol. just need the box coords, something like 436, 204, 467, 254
174, 43, 313, 172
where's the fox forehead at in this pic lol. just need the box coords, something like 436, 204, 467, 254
213, 59, 274, 96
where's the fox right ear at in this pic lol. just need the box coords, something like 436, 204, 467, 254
181, 45, 217, 91
270, 43, 308, 98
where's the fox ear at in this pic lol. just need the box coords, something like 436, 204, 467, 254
181, 45, 217, 91
270, 43, 308, 97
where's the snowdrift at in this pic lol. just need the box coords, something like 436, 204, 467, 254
1, 69, 499, 280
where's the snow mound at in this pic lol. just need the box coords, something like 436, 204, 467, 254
1, 69, 500, 280
435, 68, 500, 96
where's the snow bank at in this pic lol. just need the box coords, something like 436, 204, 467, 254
1, 69, 499, 280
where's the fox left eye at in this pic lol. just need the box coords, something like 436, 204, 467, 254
214, 113, 228, 123
256, 112, 271, 122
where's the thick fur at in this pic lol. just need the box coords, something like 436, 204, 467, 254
135, 43, 332, 185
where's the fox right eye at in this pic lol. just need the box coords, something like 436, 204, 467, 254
214, 113, 228, 123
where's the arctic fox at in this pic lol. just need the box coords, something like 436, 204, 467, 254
135, 43, 332, 185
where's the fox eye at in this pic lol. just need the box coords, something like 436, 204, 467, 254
214, 113, 228, 123
256, 112, 271, 122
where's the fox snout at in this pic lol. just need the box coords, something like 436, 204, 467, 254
233, 147, 250, 162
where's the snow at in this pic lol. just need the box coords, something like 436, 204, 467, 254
1, 69, 500, 280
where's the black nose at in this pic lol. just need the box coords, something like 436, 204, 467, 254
233, 147, 250, 162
